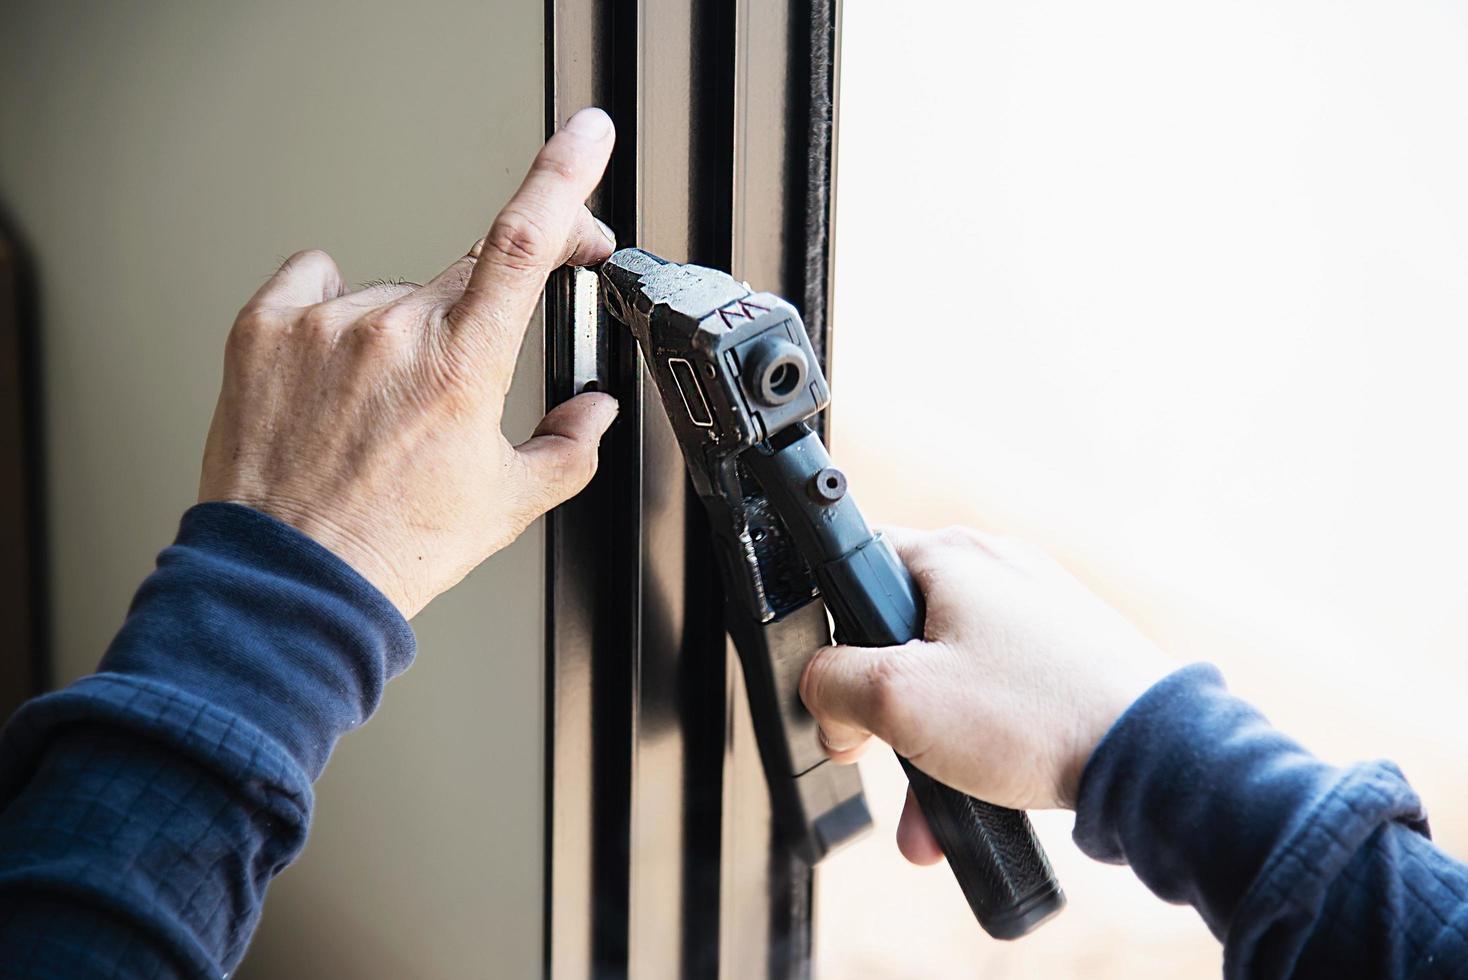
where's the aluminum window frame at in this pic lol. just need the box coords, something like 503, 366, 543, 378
544, 3, 842, 977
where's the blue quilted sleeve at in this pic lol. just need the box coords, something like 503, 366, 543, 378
0, 503, 415, 978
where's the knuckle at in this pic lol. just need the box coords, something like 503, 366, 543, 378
937, 524, 986, 550
533, 144, 581, 183
988, 534, 1030, 562
573, 446, 598, 487
290, 247, 334, 268
226, 310, 280, 359
800, 648, 841, 716
430, 348, 493, 408
798, 650, 824, 706
864, 654, 919, 745
910, 565, 944, 606
280, 248, 340, 293
544, 437, 596, 490
484, 208, 555, 272
439, 255, 476, 293
299, 305, 337, 338
358, 304, 419, 339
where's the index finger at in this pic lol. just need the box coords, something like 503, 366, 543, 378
876, 525, 951, 591
880, 524, 1006, 580
874, 526, 971, 636
875, 525, 926, 565
450, 107, 615, 370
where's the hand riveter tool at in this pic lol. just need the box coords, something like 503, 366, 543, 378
599, 248, 1065, 940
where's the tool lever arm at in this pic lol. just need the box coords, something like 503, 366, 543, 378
743, 426, 1065, 940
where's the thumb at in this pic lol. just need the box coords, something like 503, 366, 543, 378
514, 392, 619, 511
800, 641, 930, 762
896, 785, 945, 866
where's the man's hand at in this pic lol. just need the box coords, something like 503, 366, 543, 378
199, 107, 618, 619
799, 526, 1172, 864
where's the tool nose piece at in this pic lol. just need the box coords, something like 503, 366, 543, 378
745, 336, 809, 407
599, 247, 668, 325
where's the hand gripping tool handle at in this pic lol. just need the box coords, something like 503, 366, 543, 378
600, 247, 1063, 938
744, 427, 1065, 940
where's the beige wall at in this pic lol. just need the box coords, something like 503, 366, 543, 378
0, 2, 548, 976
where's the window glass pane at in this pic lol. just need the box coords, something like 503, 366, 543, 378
821, 3, 1468, 975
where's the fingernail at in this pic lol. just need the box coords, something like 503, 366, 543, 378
817, 727, 858, 755
594, 218, 617, 247
564, 107, 612, 139
599, 398, 621, 439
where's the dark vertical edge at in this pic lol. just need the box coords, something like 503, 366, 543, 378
677, 497, 726, 980
678, 3, 738, 976
544, 0, 640, 976
786, 0, 837, 402
593, 3, 639, 974
804, 0, 838, 376
688, 1, 736, 270
594, 3, 640, 967
541, 4, 557, 962
820, 0, 843, 394
0, 213, 48, 725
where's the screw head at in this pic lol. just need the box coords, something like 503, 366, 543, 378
810, 467, 847, 504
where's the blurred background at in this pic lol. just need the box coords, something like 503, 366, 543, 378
818, 1, 1468, 976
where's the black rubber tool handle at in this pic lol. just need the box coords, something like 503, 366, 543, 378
830, 535, 1064, 939
747, 429, 1065, 939
896, 762, 1062, 938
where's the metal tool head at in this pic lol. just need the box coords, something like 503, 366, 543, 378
600, 248, 830, 495
600, 249, 871, 866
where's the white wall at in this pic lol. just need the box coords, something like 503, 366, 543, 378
0, 2, 548, 976
821, 2, 1468, 976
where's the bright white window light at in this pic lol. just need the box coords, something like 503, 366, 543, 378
820, 3, 1468, 976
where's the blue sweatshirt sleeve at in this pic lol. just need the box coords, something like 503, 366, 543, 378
0, 502, 415, 978
1073, 663, 1468, 979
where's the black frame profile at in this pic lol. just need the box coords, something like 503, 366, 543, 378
543, 2, 843, 977
0, 227, 45, 726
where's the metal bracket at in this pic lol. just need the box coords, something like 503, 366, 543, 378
568, 266, 609, 396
